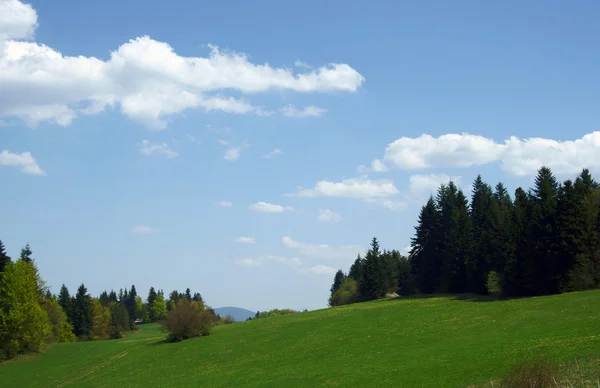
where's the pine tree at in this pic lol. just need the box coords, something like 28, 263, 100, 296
360, 237, 386, 300
491, 182, 515, 294
98, 291, 110, 306
409, 196, 440, 294
72, 284, 93, 338
57, 284, 72, 323
0, 239, 11, 277
127, 285, 138, 323
192, 293, 203, 302
468, 175, 496, 293
108, 290, 118, 303
185, 288, 192, 301
19, 243, 33, 263
529, 166, 559, 294
330, 270, 346, 295
147, 287, 158, 306
348, 254, 364, 281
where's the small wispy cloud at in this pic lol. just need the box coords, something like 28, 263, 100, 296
280, 104, 327, 118
262, 149, 283, 159
215, 201, 233, 207
133, 225, 158, 234
249, 202, 294, 213
317, 209, 343, 224
138, 140, 178, 159
235, 237, 256, 244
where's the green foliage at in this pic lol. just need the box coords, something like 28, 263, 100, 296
410, 196, 440, 294
486, 271, 503, 297
328, 277, 360, 306
90, 299, 112, 340
72, 284, 93, 339
0, 239, 11, 279
0, 260, 51, 360
42, 297, 75, 343
254, 308, 299, 319
360, 237, 387, 300
149, 291, 167, 322
330, 270, 345, 295
110, 302, 130, 338
163, 300, 212, 342
19, 243, 33, 263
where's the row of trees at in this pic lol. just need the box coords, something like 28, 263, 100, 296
0, 241, 214, 360
330, 167, 600, 305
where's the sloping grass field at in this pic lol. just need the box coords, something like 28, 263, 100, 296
2, 290, 600, 387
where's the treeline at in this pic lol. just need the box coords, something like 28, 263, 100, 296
330, 167, 600, 305
248, 308, 303, 321
0, 242, 215, 360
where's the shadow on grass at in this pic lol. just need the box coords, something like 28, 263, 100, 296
374, 293, 531, 304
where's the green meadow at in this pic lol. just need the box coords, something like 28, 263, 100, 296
2, 290, 600, 387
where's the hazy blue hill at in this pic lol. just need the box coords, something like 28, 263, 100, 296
213, 306, 255, 322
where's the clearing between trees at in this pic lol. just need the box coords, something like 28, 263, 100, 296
2, 290, 599, 387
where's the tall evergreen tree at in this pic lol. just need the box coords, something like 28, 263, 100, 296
0, 239, 11, 275
127, 285, 138, 322
108, 290, 118, 303
410, 196, 440, 294
72, 284, 93, 338
57, 284, 72, 323
185, 288, 192, 301
98, 291, 110, 306
468, 175, 497, 293
147, 287, 158, 306
330, 270, 346, 295
529, 166, 559, 294
348, 254, 364, 281
360, 237, 386, 300
19, 243, 33, 263
192, 293, 203, 302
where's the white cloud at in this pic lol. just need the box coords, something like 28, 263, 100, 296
218, 139, 229, 146
235, 237, 256, 244
282, 236, 361, 261
0, 0, 37, 41
291, 176, 399, 199
133, 225, 158, 234
262, 148, 282, 159
224, 143, 248, 161
357, 159, 389, 173
408, 174, 463, 198
0, 3, 364, 128
215, 200, 233, 207
280, 104, 327, 118
138, 140, 178, 159
367, 132, 600, 176
234, 255, 302, 267
0, 149, 44, 175
317, 209, 343, 224
186, 134, 199, 144
249, 202, 294, 213
363, 198, 408, 211
305, 265, 337, 276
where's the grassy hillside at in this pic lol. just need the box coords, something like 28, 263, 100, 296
2, 290, 600, 387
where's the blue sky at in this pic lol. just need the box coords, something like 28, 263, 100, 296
1, 0, 599, 311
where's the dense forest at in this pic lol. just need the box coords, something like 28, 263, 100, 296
0, 243, 218, 360
330, 167, 600, 306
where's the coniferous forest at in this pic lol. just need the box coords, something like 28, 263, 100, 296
329, 167, 600, 306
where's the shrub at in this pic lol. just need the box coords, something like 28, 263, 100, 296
329, 277, 360, 307
223, 315, 235, 324
162, 300, 212, 343
500, 356, 557, 388
486, 271, 503, 297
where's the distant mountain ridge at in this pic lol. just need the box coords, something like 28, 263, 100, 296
213, 307, 255, 322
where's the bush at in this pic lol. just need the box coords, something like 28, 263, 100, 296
329, 277, 360, 307
500, 356, 557, 388
486, 271, 503, 297
162, 300, 212, 343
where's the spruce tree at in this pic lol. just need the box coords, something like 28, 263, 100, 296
127, 285, 138, 323
529, 166, 559, 294
0, 239, 11, 279
409, 196, 440, 293
360, 237, 386, 300
58, 284, 72, 323
108, 290, 117, 303
19, 243, 33, 263
192, 293, 203, 302
147, 287, 158, 306
330, 270, 346, 295
72, 284, 93, 338
348, 254, 364, 281
185, 288, 192, 301
99, 291, 110, 306
468, 176, 496, 293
